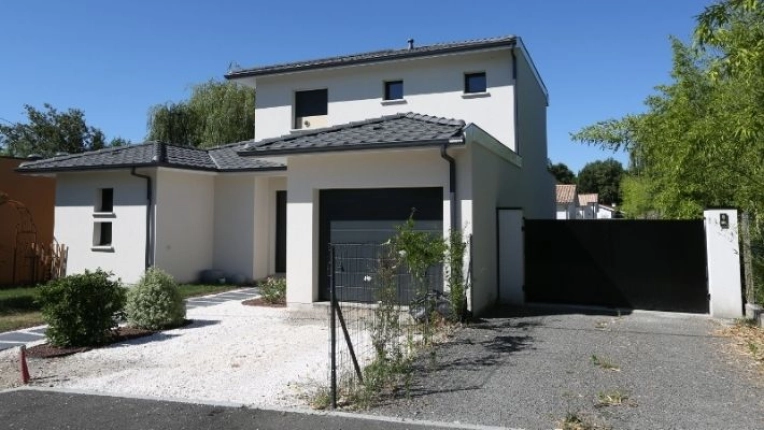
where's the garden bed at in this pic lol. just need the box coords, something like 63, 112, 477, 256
242, 298, 285, 308
27, 320, 194, 359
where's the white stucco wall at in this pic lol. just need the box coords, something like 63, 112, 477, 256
467, 134, 524, 315
252, 49, 517, 150
53, 170, 154, 284
556, 203, 577, 220
154, 169, 215, 283
515, 49, 554, 219
213, 174, 256, 281
285, 147, 464, 304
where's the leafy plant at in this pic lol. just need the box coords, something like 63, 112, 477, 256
37, 269, 126, 347
390, 215, 446, 297
446, 230, 468, 321
126, 267, 186, 330
259, 276, 286, 304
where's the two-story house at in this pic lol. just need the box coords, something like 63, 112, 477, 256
18, 35, 553, 315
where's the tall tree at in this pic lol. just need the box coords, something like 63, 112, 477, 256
147, 80, 255, 148
0, 104, 118, 158
548, 162, 576, 184
577, 159, 624, 205
571, 0, 764, 219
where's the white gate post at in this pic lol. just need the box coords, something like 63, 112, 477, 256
704, 209, 743, 318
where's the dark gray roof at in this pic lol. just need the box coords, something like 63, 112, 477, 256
17, 142, 285, 173
238, 113, 465, 156
226, 35, 516, 79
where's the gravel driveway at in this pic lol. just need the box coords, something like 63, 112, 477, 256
2, 298, 360, 408
371, 307, 764, 429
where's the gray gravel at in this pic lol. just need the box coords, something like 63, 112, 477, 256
370, 307, 764, 429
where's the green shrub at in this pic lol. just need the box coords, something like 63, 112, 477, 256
37, 269, 126, 347
126, 268, 186, 330
259, 276, 286, 304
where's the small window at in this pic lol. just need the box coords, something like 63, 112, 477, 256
294, 89, 328, 129
98, 188, 114, 212
93, 222, 112, 246
384, 81, 403, 100
464, 72, 487, 93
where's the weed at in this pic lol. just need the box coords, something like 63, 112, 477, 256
596, 390, 628, 407
594, 321, 608, 330
748, 341, 760, 356
309, 387, 332, 410
591, 354, 621, 372
560, 412, 610, 430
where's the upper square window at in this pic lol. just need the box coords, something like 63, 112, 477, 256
384, 81, 404, 101
294, 89, 328, 129
98, 188, 114, 212
464, 72, 487, 94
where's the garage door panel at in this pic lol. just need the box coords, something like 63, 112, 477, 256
319, 187, 443, 302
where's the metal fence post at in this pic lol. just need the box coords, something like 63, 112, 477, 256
328, 243, 337, 409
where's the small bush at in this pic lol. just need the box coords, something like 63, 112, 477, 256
37, 269, 126, 347
259, 276, 286, 304
126, 268, 186, 330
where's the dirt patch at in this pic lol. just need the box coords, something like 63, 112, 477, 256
27, 326, 162, 359
242, 298, 285, 308
718, 322, 764, 372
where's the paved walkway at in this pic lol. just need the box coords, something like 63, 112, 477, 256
0, 287, 258, 352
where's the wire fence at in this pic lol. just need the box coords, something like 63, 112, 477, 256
327, 243, 444, 408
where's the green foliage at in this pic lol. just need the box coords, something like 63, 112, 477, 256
0, 104, 124, 158
577, 159, 624, 205
37, 269, 126, 347
548, 162, 576, 184
572, 1, 764, 220
446, 230, 468, 321
619, 175, 657, 218
147, 80, 255, 148
259, 276, 286, 304
126, 268, 185, 330
390, 215, 447, 296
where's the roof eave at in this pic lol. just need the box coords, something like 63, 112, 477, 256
225, 40, 516, 80
237, 139, 464, 157
15, 162, 283, 174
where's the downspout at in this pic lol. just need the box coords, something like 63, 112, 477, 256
440, 142, 457, 232
130, 167, 153, 270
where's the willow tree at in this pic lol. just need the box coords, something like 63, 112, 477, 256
147, 80, 255, 148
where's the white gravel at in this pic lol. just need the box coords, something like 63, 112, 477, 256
20, 298, 371, 408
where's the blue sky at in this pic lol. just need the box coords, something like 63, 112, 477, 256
0, 0, 710, 173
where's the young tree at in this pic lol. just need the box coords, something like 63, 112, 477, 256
147, 80, 255, 148
577, 159, 624, 205
0, 104, 114, 158
548, 162, 576, 184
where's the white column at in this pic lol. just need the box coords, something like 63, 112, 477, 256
704, 209, 743, 318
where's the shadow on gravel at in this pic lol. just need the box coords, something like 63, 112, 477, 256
395, 319, 539, 400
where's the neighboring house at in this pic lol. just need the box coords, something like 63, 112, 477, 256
597, 204, 620, 219
555, 184, 578, 220
18, 35, 554, 315
0, 156, 55, 285
577, 193, 599, 219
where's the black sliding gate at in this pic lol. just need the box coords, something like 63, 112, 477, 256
524, 220, 709, 313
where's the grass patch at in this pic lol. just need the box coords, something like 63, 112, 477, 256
596, 390, 628, 407
590, 354, 621, 372
0, 286, 44, 333
177, 284, 245, 299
